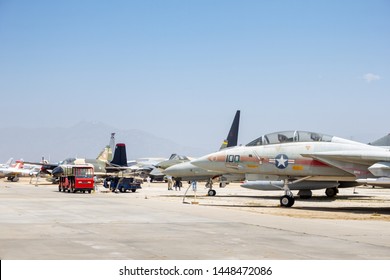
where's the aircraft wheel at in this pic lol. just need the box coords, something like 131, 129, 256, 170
298, 190, 312, 199
280, 195, 295, 207
325, 187, 338, 197
208, 189, 216, 196
12, 177, 19, 182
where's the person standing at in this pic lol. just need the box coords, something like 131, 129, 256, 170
146, 176, 151, 187
167, 176, 173, 190
174, 178, 182, 191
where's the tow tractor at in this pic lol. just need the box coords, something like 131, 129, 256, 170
103, 176, 142, 193
58, 164, 94, 193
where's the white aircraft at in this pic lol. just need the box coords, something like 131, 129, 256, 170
192, 130, 390, 207
0, 158, 13, 168
0, 160, 34, 182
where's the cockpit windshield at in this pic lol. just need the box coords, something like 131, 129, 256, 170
62, 158, 76, 164
246, 131, 333, 146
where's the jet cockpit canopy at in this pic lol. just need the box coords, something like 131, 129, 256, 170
246, 130, 334, 146
61, 158, 77, 164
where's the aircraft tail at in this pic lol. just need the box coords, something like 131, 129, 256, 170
110, 143, 128, 167
96, 133, 115, 162
219, 110, 240, 150
369, 133, 390, 147
5, 158, 14, 166
97, 146, 112, 162
14, 160, 24, 169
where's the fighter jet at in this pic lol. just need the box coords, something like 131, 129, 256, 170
52, 142, 128, 177
192, 130, 390, 207
25, 133, 116, 179
0, 160, 34, 182
127, 154, 191, 182
163, 110, 244, 196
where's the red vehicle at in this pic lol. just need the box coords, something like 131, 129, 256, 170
58, 165, 94, 193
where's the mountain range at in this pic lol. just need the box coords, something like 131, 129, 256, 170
0, 122, 209, 163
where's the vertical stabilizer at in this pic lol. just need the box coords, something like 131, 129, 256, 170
96, 133, 115, 162
369, 133, 390, 147
14, 160, 24, 169
219, 110, 240, 150
111, 143, 128, 167
5, 158, 13, 167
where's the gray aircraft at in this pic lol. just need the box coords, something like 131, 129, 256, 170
163, 110, 244, 196
192, 130, 390, 207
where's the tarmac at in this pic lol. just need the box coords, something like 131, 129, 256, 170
0, 177, 390, 260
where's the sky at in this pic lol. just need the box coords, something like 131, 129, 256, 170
0, 0, 389, 153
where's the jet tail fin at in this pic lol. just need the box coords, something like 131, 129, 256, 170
110, 143, 128, 167
97, 146, 112, 162
219, 110, 240, 150
5, 158, 13, 166
96, 133, 115, 162
14, 160, 24, 169
369, 133, 390, 147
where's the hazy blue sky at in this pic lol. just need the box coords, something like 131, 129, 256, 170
1, 0, 389, 150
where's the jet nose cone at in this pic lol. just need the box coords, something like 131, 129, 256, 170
192, 151, 228, 172
163, 165, 179, 176
191, 154, 214, 169
52, 166, 64, 177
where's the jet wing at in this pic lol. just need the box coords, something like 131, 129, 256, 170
22, 161, 59, 174
302, 150, 390, 178
302, 150, 390, 164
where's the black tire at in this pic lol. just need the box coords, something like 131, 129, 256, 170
208, 189, 216, 196
325, 187, 338, 197
280, 195, 295, 207
131, 189, 136, 192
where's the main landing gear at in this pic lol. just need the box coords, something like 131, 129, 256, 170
279, 179, 295, 207
325, 187, 339, 197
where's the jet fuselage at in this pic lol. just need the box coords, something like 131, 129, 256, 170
192, 132, 390, 183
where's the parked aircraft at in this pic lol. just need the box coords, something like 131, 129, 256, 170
138, 154, 193, 181
163, 110, 244, 196
192, 130, 390, 207
26, 133, 116, 178
52, 142, 128, 177
0, 158, 14, 168
125, 154, 194, 182
0, 160, 34, 181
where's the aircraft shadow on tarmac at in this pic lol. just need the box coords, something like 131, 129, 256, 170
163, 194, 390, 215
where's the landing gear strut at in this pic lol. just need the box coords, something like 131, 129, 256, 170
280, 179, 295, 207
206, 179, 216, 196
